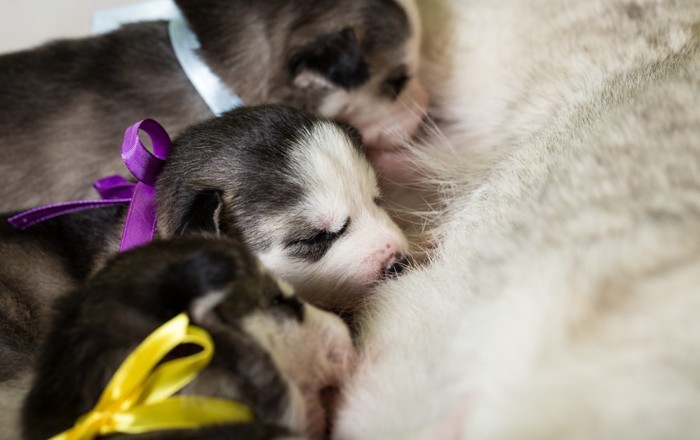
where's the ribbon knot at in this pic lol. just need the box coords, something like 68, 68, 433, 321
65, 411, 116, 440
93, 175, 135, 200
116, 119, 171, 252
50, 313, 254, 440
8, 119, 172, 253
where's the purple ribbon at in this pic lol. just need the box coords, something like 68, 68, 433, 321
8, 119, 171, 253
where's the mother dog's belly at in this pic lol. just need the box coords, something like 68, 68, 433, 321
334, 0, 700, 438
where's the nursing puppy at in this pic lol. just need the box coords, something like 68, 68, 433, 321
22, 235, 356, 440
0, 0, 427, 212
0, 105, 407, 381
157, 106, 409, 308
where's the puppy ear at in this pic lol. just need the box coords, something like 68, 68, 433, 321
159, 250, 236, 319
175, 189, 225, 236
289, 28, 370, 91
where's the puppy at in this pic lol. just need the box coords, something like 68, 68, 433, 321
0, 0, 427, 212
0, 105, 407, 381
21, 235, 356, 440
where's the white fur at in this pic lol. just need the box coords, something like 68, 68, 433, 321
244, 302, 356, 440
335, 0, 700, 438
190, 289, 227, 322
258, 122, 408, 310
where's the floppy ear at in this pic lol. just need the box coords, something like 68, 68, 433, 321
158, 250, 236, 319
289, 28, 370, 91
174, 189, 225, 236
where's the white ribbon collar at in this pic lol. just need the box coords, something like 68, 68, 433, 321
168, 16, 243, 116
92, 0, 243, 116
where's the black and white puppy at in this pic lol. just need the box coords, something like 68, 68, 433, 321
22, 235, 356, 440
0, 0, 427, 212
0, 105, 407, 381
157, 107, 410, 308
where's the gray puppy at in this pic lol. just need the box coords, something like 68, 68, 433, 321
0, 105, 407, 382
22, 235, 355, 440
0, 0, 427, 212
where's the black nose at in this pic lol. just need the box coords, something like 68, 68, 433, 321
382, 255, 409, 279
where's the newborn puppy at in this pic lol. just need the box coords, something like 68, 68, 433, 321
0, 105, 407, 380
0, 0, 427, 212
157, 106, 410, 310
22, 235, 355, 440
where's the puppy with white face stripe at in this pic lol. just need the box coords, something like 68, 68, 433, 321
0, 105, 408, 382
0, 0, 427, 212
22, 236, 355, 440
157, 110, 409, 310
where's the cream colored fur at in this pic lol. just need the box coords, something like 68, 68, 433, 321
0, 373, 31, 440
335, 0, 700, 439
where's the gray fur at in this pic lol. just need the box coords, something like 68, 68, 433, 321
0, 106, 369, 382
0, 0, 416, 212
0, 205, 123, 382
21, 235, 301, 440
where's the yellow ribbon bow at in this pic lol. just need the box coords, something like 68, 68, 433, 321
50, 313, 254, 440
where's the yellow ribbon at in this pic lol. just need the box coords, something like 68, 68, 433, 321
50, 313, 254, 440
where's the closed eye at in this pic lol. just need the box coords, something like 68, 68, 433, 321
286, 218, 350, 262
298, 218, 349, 245
383, 73, 409, 99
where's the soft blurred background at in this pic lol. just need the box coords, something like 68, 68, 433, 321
0, 0, 146, 54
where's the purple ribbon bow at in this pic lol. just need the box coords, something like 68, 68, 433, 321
8, 119, 172, 253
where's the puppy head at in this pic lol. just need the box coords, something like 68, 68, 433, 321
156, 106, 409, 312
132, 239, 354, 438
193, 264, 356, 440
174, 0, 427, 153
292, 0, 430, 153
23, 236, 354, 440
251, 121, 410, 312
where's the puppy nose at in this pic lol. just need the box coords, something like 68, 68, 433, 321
382, 253, 408, 279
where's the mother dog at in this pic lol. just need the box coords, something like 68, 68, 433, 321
336, 0, 700, 438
